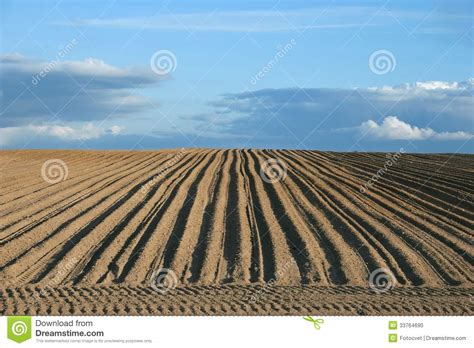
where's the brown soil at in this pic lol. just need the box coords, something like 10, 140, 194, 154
0, 149, 473, 315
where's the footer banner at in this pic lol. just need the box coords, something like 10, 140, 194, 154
0, 316, 471, 347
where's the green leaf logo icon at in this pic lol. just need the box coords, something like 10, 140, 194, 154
7, 316, 32, 343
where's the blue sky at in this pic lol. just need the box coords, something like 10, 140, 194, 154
0, 0, 473, 152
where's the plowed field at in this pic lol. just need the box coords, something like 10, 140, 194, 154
0, 149, 472, 315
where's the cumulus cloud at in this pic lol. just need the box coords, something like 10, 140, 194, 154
0, 123, 124, 146
360, 116, 473, 140
0, 54, 161, 127
200, 79, 473, 140
109, 125, 124, 135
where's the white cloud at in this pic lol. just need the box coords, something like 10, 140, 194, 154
0, 124, 124, 146
109, 125, 124, 135
0, 54, 161, 127
367, 79, 473, 105
1, 54, 155, 79
34, 123, 103, 140
414, 81, 460, 90
360, 116, 473, 141
208, 78, 473, 143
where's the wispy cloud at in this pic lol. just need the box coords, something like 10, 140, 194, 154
53, 8, 378, 32
52, 6, 470, 33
